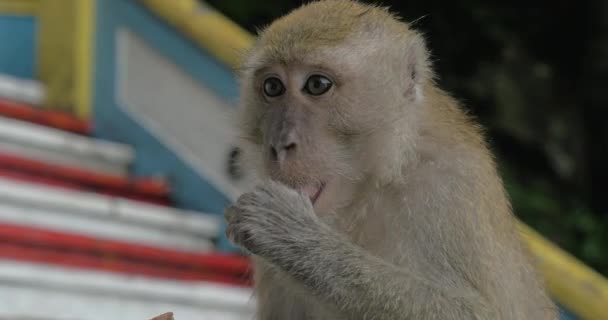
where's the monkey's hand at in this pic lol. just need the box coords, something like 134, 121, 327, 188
224, 180, 324, 258
225, 183, 491, 320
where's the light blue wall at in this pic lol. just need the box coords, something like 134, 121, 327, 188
0, 15, 36, 79
93, 0, 238, 251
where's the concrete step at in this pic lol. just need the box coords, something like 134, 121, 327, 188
0, 223, 250, 285
0, 98, 90, 134
0, 151, 170, 205
0, 178, 220, 252
0, 260, 254, 320
0, 74, 45, 106
0, 116, 133, 175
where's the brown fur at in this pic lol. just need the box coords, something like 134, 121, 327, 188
225, 1, 557, 319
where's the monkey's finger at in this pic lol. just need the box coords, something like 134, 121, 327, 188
224, 205, 241, 223
225, 221, 259, 252
259, 181, 290, 198
225, 223, 241, 245
236, 191, 260, 207
240, 229, 259, 255
256, 183, 277, 196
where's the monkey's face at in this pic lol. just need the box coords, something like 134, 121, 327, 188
238, 60, 391, 211
237, 2, 425, 211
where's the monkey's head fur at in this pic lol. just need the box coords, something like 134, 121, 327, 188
237, 0, 433, 212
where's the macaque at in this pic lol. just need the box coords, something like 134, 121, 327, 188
225, 1, 557, 319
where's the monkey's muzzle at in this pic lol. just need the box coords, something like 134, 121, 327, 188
300, 182, 326, 204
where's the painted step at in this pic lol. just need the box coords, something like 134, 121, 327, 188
0, 73, 45, 106
0, 242, 246, 284
0, 177, 219, 252
0, 98, 90, 134
0, 168, 170, 205
0, 152, 170, 205
0, 260, 255, 320
0, 202, 215, 252
0, 222, 251, 284
0, 116, 133, 175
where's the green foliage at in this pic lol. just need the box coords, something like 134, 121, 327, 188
204, 0, 608, 275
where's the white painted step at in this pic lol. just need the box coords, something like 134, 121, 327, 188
0, 177, 220, 252
0, 203, 214, 252
0, 116, 133, 175
0, 177, 220, 237
0, 260, 255, 320
0, 73, 45, 106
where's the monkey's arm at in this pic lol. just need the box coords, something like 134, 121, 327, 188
225, 182, 493, 320
274, 229, 491, 320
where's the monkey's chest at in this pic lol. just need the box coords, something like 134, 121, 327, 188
265, 289, 346, 320
254, 267, 346, 320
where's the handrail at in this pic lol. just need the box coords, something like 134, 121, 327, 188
138, 1, 608, 319
0, 0, 39, 15
139, 0, 253, 68
518, 223, 608, 319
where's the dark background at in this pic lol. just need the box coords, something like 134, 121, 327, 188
204, 0, 608, 275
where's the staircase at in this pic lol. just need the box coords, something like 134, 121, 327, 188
0, 80, 254, 319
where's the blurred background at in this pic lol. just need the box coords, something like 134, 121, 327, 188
0, 0, 605, 319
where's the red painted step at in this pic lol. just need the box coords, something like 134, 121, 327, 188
0, 242, 249, 285
0, 152, 170, 203
0, 98, 91, 134
0, 169, 170, 205
0, 223, 252, 279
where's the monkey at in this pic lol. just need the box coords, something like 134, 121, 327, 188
224, 1, 558, 319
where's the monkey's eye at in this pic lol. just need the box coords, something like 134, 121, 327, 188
263, 77, 285, 97
304, 75, 333, 96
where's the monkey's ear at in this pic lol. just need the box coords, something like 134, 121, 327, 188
404, 33, 431, 102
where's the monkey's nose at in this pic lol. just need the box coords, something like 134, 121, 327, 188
270, 141, 297, 166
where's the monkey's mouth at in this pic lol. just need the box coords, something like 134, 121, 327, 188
300, 182, 326, 204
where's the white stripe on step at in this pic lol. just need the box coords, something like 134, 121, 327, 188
0, 116, 133, 174
0, 177, 221, 238
0, 260, 255, 320
0, 140, 127, 176
0, 74, 45, 106
0, 203, 214, 252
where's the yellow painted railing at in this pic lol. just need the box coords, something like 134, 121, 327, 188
139, 1, 608, 319
0, 0, 38, 15
73, 0, 95, 119
139, 0, 253, 68
518, 223, 608, 319
36, 0, 76, 113
0, 0, 94, 118
37, 0, 94, 118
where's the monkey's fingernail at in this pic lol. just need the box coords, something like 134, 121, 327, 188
225, 225, 238, 244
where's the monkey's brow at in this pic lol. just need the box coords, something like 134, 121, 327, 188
234, 64, 259, 73
235, 63, 274, 77
252, 66, 274, 77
